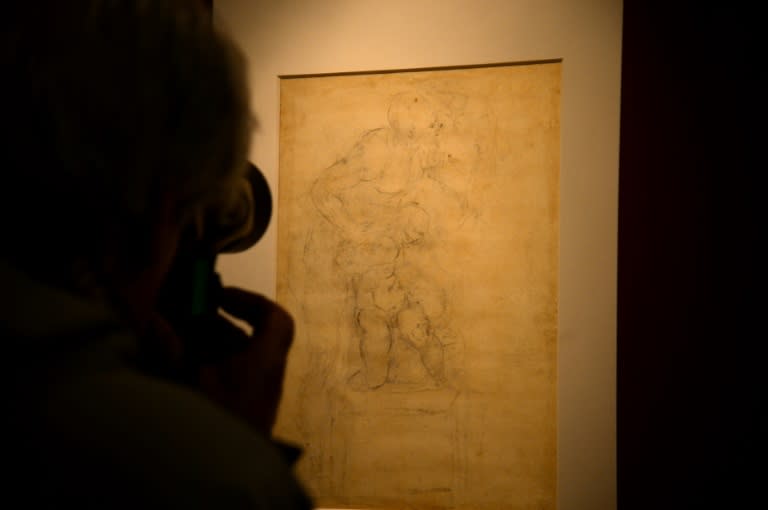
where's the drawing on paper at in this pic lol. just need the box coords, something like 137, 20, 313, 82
276, 62, 561, 510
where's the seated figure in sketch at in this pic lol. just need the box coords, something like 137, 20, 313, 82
310, 90, 477, 391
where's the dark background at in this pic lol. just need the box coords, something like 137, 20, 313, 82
618, 2, 761, 508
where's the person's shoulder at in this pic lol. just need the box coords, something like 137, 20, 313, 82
40, 367, 313, 509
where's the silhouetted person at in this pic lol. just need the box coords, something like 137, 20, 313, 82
2, 1, 311, 507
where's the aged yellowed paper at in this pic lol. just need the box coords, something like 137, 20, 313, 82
276, 62, 560, 509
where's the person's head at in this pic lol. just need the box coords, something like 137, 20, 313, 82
386, 92, 451, 142
1, 1, 252, 319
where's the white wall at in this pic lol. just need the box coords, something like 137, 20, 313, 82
213, 1, 622, 508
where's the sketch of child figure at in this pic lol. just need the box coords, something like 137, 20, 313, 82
348, 260, 453, 391
396, 303, 447, 385
310, 89, 472, 392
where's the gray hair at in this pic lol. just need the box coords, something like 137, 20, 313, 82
1, 0, 252, 285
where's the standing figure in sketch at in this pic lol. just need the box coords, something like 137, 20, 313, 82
310, 91, 479, 391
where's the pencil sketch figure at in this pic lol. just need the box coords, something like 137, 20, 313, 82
309, 91, 477, 391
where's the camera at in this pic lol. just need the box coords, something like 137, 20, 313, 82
157, 162, 272, 363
